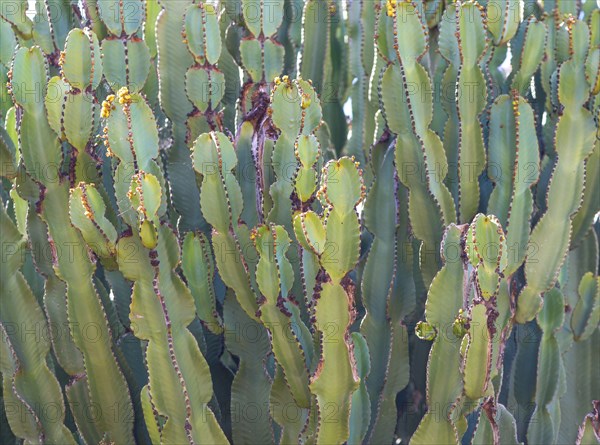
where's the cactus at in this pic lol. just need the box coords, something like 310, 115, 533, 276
299, 156, 365, 443
1, 202, 74, 444
379, 0, 457, 286
517, 14, 597, 323
1, 1, 598, 444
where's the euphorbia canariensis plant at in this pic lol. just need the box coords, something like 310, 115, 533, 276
0, 1, 598, 444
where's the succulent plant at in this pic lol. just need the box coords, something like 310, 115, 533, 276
0, 1, 598, 444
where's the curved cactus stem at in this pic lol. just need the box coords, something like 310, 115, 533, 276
192, 131, 260, 321
299, 0, 347, 151
462, 304, 493, 400
455, 2, 488, 223
270, 365, 312, 444
10, 43, 135, 443
0, 0, 32, 41
572, 140, 600, 248
517, 25, 596, 322
438, 1, 460, 208
487, 0, 521, 46
216, 10, 240, 130
268, 78, 322, 228
367, 303, 410, 443
309, 282, 359, 444
570, 272, 599, 342
0, 205, 76, 444
45, 182, 135, 443
359, 139, 396, 427
269, 77, 324, 322
510, 17, 547, 94
559, 327, 600, 443
69, 182, 118, 262
211, 231, 261, 322
527, 287, 564, 444
348, 332, 371, 445
346, 0, 377, 164
65, 375, 103, 444
368, 177, 415, 443
379, 1, 456, 286
155, 0, 204, 232
102, 38, 151, 93
411, 224, 465, 445
414, 212, 514, 443
0, 124, 16, 177
182, 231, 224, 334
183, 1, 226, 130
33, 0, 73, 57
559, 230, 599, 312
11, 47, 62, 184
223, 291, 274, 445
25, 208, 85, 375
465, 214, 508, 300
288, 156, 365, 444
360, 139, 411, 440
117, 226, 229, 444
235, 120, 261, 227
487, 94, 540, 276
253, 224, 311, 408
472, 401, 521, 445
97, 0, 144, 37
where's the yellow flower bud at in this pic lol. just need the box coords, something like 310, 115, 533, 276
301, 94, 311, 109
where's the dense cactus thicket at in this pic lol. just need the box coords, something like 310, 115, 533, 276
0, 0, 599, 444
